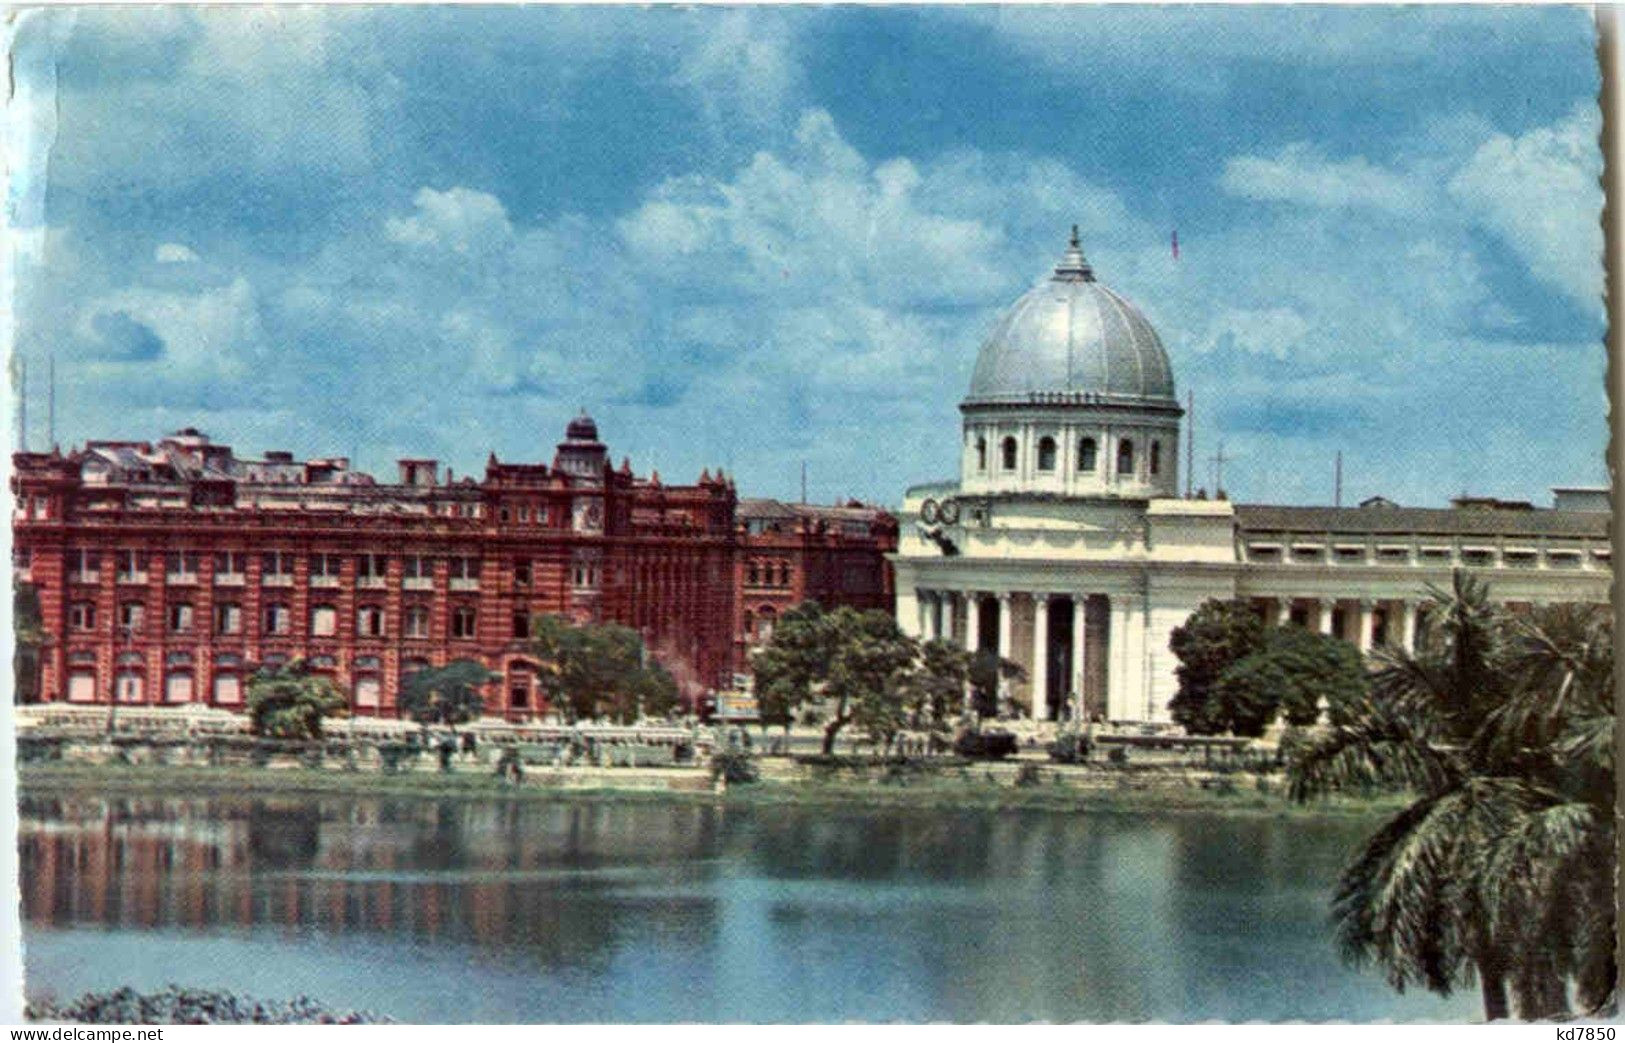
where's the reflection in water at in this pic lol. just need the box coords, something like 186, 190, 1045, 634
19, 794, 1478, 1022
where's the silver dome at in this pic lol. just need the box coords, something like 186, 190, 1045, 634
965, 231, 1176, 407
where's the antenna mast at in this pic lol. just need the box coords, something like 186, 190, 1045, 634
1334, 451, 1343, 508
47, 355, 55, 449
1185, 389, 1194, 498
801, 461, 807, 505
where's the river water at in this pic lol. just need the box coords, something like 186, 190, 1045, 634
19, 791, 1477, 1022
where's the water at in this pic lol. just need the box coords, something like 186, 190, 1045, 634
19, 792, 1478, 1022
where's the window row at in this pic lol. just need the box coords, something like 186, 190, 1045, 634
69, 602, 479, 639
974, 435, 1162, 477
66, 551, 494, 584
746, 560, 793, 588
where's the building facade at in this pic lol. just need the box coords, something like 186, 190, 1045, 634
13, 413, 897, 718
893, 232, 1612, 725
734, 498, 899, 668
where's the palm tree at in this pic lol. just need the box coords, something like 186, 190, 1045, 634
1288, 572, 1615, 1021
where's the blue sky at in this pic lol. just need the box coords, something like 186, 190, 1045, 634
9, 6, 1605, 508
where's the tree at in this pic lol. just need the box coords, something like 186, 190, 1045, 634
751, 601, 835, 732
1287, 573, 1615, 1020
968, 649, 1025, 720
530, 614, 675, 723
902, 638, 971, 745
820, 608, 917, 755
400, 659, 495, 731
13, 582, 45, 704
245, 660, 348, 740
1167, 599, 1267, 734
1210, 626, 1368, 736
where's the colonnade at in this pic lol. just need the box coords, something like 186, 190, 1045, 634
914, 588, 1111, 722
1248, 595, 1427, 653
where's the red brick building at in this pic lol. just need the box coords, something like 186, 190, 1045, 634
12, 417, 897, 717
734, 499, 898, 669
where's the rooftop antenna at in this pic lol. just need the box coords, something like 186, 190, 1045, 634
801, 461, 807, 505
1209, 440, 1229, 499
47, 355, 55, 450
1334, 451, 1343, 508
16, 355, 26, 452
1184, 389, 1194, 498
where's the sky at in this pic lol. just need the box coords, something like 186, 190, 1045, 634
7, 6, 1606, 509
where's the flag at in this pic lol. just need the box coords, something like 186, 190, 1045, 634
1171, 229, 1180, 262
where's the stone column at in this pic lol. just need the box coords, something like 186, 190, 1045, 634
964, 593, 981, 654
1312, 598, 1333, 636
1071, 594, 1088, 723
1397, 599, 1417, 652
1357, 598, 1375, 653
996, 592, 1013, 714
1265, 597, 1285, 627
1031, 592, 1050, 721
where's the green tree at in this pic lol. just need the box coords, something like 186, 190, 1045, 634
246, 660, 348, 740
1210, 626, 1368, 736
968, 649, 1025, 720
1167, 599, 1267, 734
530, 614, 674, 723
820, 607, 917, 755
902, 638, 971, 746
750, 601, 835, 732
400, 659, 496, 731
13, 582, 45, 704
1287, 574, 1615, 1020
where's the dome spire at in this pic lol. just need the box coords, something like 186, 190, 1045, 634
1053, 224, 1094, 282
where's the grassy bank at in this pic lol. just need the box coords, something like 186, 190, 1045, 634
16, 761, 1409, 819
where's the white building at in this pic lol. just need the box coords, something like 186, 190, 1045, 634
892, 231, 1611, 726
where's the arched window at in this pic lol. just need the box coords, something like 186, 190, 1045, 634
1078, 438, 1098, 473
975, 437, 988, 472
451, 606, 478, 639
1150, 440, 1162, 476
310, 604, 337, 637
356, 605, 386, 638
1117, 439, 1135, 476
743, 610, 755, 639
1036, 437, 1057, 472
404, 605, 430, 639
1001, 436, 1018, 471
759, 606, 777, 643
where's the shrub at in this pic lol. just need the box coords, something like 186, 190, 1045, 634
954, 730, 1018, 760
1014, 762, 1043, 787
710, 749, 758, 785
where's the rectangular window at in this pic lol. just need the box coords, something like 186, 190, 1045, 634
512, 610, 531, 639
168, 603, 194, 633
514, 561, 531, 588
215, 603, 242, 635
261, 551, 293, 585
263, 604, 290, 635
165, 551, 200, 582
69, 602, 96, 631
214, 551, 246, 584
118, 602, 145, 632
449, 556, 480, 590
68, 672, 97, 703
310, 605, 337, 637
451, 606, 477, 639
356, 606, 385, 638
403, 555, 433, 590
310, 553, 341, 587
356, 553, 388, 587
404, 605, 430, 639
116, 549, 146, 582
354, 677, 381, 709
70, 548, 99, 582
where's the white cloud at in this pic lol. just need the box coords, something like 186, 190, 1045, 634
76, 276, 265, 377
1190, 307, 1312, 359
384, 187, 513, 255
673, 9, 800, 128
1221, 144, 1423, 213
155, 243, 199, 264
1448, 107, 1603, 310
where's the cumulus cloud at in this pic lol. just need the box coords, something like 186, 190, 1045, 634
384, 187, 514, 255
1448, 107, 1603, 310
154, 242, 199, 264
1221, 145, 1423, 213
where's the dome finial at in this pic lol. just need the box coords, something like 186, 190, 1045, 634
1054, 226, 1094, 282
